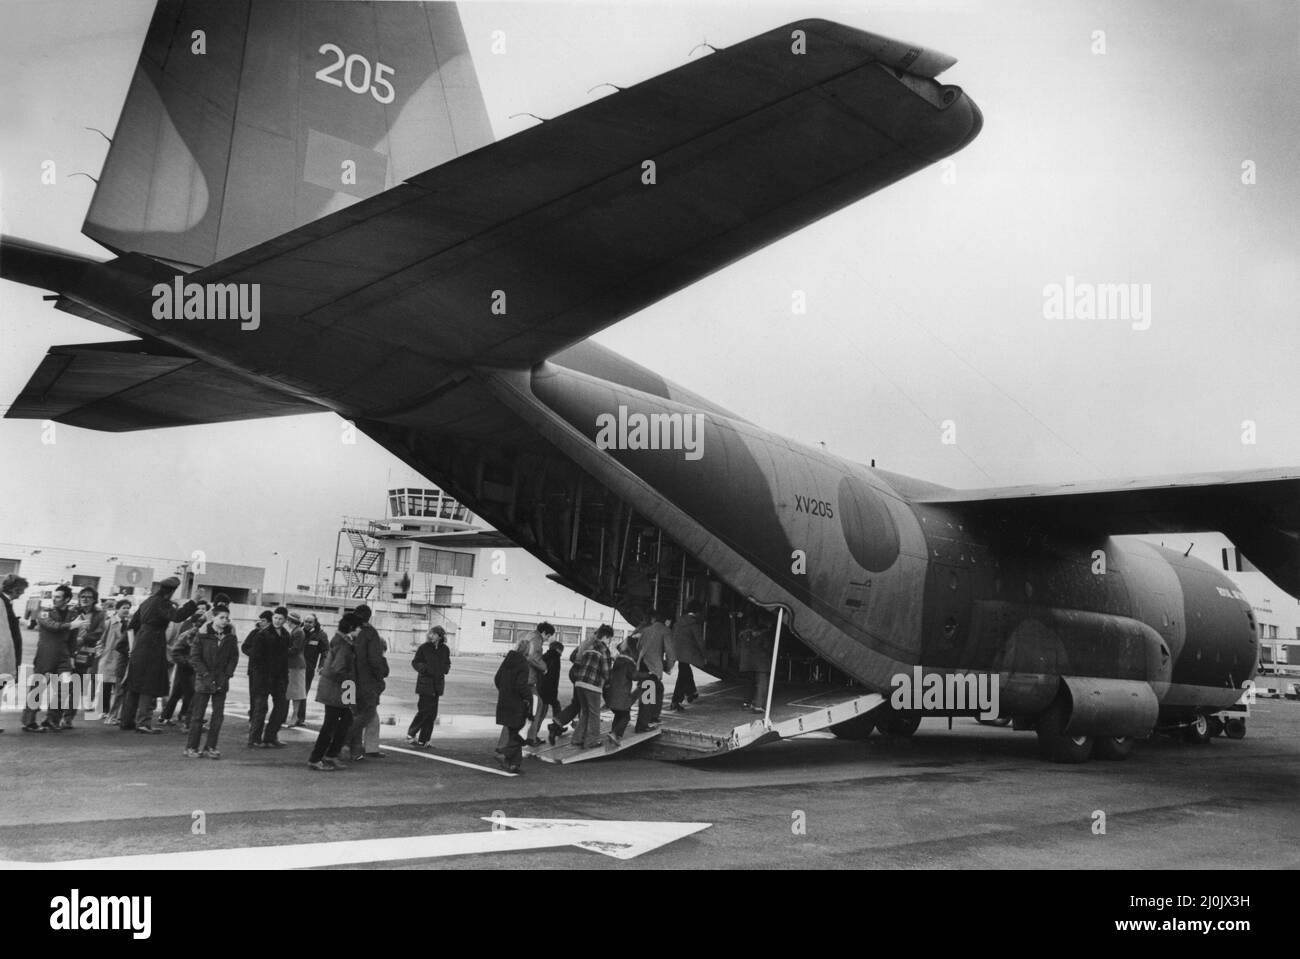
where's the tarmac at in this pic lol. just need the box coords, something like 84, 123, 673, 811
2, 654, 1297, 869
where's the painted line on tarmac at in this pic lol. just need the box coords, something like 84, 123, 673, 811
377, 743, 518, 777
282, 724, 515, 777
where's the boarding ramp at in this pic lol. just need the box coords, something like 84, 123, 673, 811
650, 683, 886, 760
528, 682, 885, 763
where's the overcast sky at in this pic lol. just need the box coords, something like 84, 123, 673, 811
1, 0, 1296, 590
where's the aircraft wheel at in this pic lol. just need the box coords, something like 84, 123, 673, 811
1035, 700, 1093, 763
1206, 715, 1225, 738
876, 710, 922, 737
829, 714, 876, 740
1224, 718, 1247, 740
1182, 714, 1212, 744
1093, 735, 1135, 761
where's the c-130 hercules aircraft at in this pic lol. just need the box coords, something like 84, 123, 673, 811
4, 1, 1292, 763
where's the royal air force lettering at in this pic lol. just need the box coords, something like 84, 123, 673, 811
49, 890, 151, 940
594, 406, 705, 461
890, 667, 1000, 721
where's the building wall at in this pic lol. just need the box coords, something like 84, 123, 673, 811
0, 542, 264, 610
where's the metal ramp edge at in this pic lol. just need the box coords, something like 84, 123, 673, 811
655, 691, 887, 760
526, 727, 661, 764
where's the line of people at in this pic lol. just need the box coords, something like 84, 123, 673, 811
0, 575, 459, 771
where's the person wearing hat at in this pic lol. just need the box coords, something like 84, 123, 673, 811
406, 625, 451, 748
120, 577, 198, 733
244, 607, 291, 748
285, 612, 308, 728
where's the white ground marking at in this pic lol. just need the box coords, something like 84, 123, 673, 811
2, 818, 712, 868
282, 724, 516, 777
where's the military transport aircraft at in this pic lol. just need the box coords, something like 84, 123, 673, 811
4, 1, 1293, 763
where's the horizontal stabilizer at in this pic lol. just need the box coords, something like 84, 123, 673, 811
5, 340, 326, 431
916, 469, 1300, 597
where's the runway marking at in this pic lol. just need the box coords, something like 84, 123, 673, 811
283, 724, 515, 777
380, 743, 517, 777
2, 818, 712, 868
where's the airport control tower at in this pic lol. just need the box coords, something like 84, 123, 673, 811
331, 487, 478, 604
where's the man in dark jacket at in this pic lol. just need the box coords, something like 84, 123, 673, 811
186, 605, 239, 758
406, 625, 451, 747
244, 607, 291, 747
669, 600, 707, 711
22, 584, 84, 731
494, 641, 532, 773
120, 578, 198, 733
297, 613, 329, 725
345, 605, 389, 760
308, 613, 362, 771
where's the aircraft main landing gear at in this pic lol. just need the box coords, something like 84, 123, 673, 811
875, 710, 922, 737
1035, 699, 1093, 764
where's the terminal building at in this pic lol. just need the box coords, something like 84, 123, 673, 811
0, 545, 265, 623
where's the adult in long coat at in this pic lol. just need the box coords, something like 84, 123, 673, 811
494, 643, 532, 772
0, 575, 25, 673
0, 575, 25, 731
120, 578, 197, 732
669, 602, 706, 710
345, 606, 389, 759
632, 611, 671, 731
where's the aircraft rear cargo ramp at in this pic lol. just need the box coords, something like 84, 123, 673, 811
650, 685, 886, 760
527, 683, 884, 763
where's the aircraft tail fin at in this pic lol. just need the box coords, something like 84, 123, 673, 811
83, 0, 493, 268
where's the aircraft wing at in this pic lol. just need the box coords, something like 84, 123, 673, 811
5, 340, 326, 431
913, 468, 1300, 596
150, 19, 981, 411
